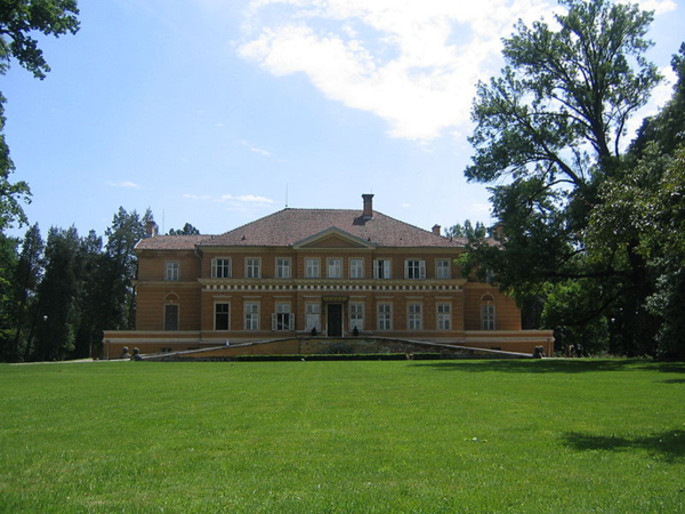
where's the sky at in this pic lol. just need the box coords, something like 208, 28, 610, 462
3, 0, 684, 240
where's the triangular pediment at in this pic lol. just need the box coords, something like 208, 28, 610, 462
293, 227, 376, 250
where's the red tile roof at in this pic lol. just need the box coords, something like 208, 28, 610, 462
136, 208, 466, 250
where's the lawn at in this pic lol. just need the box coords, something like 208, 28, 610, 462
0, 359, 683, 512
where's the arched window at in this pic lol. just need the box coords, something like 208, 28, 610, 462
481, 294, 496, 330
164, 293, 179, 331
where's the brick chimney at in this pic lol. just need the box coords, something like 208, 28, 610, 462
146, 220, 158, 238
432, 224, 441, 236
362, 194, 374, 220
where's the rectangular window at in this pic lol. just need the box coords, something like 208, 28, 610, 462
405, 259, 426, 279
482, 304, 496, 330
272, 303, 294, 331
244, 302, 260, 330
276, 257, 291, 279
211, 258, 231, 278
377, 303, 392, 330
165, 262, 179, 281
349, 303, 364, 331
328, 258, 342, 278
437, 303, 451, 330
246, 258, 261, 279
305, 258, 320, 278
164, 304, 179, 330
215, 303, 230, 330
373, 259, 391, 279
408, 303, 422, 330
349, 258, 364, 278
436, 259, 450, 279
306, 303, 321, 332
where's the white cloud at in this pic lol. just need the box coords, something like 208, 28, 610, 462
237, 0, 678, 142
107, 180, 140, 188
184, 192, 274, 205
238, 139, 272, 156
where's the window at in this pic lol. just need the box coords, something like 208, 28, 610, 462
245, 258, 261, 279
215, 303, 230, 330
272, 303, 294, 331
436, 259, 450, 279
305, 258, 320, 278
211, 258, 231, 278
165, 262, 179, 281
373, 259, 391, 279
306, 303, 321, 332
164, 304, 179, 330
437, 303, 451, 330
377, 303, 392, 330
481, 297, 496, 330
276, 257, 291, 279
405, 259, 426, 279
408, 303, 422, 330
349, 258, 364, 278
349, 303, 364, 331
328, 258, 342, 278
244, 302, 260, 330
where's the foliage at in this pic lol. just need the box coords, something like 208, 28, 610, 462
168, 222, 200, 235
444, 219, 486, 240
462, 0, 669, 354
0, 360, 683, 512
0, 1, 80, 232
0, 207, 156, 362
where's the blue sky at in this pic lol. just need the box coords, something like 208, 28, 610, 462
4, 0, 683, 239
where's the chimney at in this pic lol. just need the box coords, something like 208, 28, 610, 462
432, 224, 441, 236
362, 194, 374, 220
146, 220, 158, 238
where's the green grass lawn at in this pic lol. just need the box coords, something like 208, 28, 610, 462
1, 359, 683, 512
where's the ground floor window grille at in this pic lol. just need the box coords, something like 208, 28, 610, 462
349, 303, 364, 331
377, 303, 392, 330
408, 303, 422, 330
244, 303, 260, 330
437, 303, 451, 330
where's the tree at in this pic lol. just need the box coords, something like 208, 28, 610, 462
0, 1, 80, 231
444, 220, 486, 240
462, 0, 661, 353
7, 223, 43, 361
168, 223, 200, 235
32, 226, 81, 361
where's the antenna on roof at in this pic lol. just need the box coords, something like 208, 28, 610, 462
285, 184, 288, 208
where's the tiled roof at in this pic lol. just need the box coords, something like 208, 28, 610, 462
203, 208, 465, 248
135, 234, 211, 251
135, 208, 466, 251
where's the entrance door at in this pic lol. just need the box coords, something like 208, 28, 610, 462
327, 304, 343, 337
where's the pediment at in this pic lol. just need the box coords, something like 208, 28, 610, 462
293, 227, 376, 250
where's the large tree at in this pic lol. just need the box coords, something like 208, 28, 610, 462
0, 1, 79, 231
462, 0, 661, 353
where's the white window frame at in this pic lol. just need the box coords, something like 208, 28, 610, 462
349, 302, 364, 331
306, 302, 322, 332
271, 302, 294, 331
214, 302, 230, 331
276, 257, 291, 279
408, 303, 422, 330
349, 258, 364, 279
327, 258, 342, 278
245, 257, 261, 279
436, 258, 451, 279
211, 257, 231, 279
305, 258, 320, 278
405, 259, 426, 279
165, 261, 179, 281
244, 302, 260, 330
377, 303, 392, 331
481, 302, 496, 330
373, 259, 391, 279
437, 303, 451, 330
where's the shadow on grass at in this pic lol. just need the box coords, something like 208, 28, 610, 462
562, 430, 685, 462
410, 359, 667, 374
